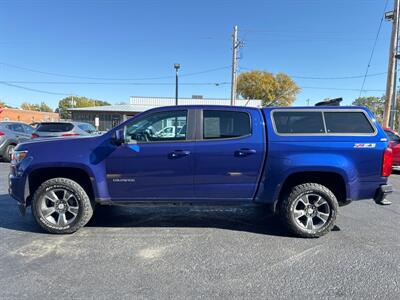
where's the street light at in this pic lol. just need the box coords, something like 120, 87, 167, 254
174, 63, 180, 105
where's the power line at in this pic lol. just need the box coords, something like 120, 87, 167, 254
0, 80, 229, 97
359, 0, 390, 97
0, 62, 230, 81
0, 81, 71, 96
0, 81, 230, 86
239, 66, 387, 80
1, 80, 384, 96
301, 86, 385, 92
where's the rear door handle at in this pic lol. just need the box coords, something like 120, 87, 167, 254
168, 150, 191, 158
235, 148, 256, 157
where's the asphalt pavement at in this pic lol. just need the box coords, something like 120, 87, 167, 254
0, 162, 399, 299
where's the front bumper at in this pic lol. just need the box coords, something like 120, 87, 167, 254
374, 184, 393, 203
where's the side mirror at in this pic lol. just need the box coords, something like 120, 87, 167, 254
113, 128, 125, 145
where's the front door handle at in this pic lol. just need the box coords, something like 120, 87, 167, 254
169, 150, 191, 158
235, 148, 256, 157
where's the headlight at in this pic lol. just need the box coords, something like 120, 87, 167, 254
12, 150, 28, 163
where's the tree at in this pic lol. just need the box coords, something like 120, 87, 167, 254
58, 96, 111, 119
21, 102, 40, 111
352, 96, 385, 123
20, 102, 54, 112
237, 71, 300, 107
39, 102, 53, 112
0, 100, 13, 108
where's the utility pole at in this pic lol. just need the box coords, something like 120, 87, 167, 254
230, 25, 239, 106
384, 0, 400, 128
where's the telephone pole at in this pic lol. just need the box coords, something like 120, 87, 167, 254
383, 0, 400, 128
230, 25, 239, 106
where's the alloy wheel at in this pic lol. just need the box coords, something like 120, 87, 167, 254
39, 188, 80, 227
7, 145, 15, 161
292, 193, 331, 231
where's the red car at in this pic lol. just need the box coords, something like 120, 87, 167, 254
384, 127, 400, 170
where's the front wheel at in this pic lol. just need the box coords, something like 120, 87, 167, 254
280, 183, 338, 238
32, 178, 94, 234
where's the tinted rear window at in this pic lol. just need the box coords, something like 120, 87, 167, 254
36, 123, 74, 132
273, 111, 325, 134
203, 110, 251, 139
324, 112, 374, 134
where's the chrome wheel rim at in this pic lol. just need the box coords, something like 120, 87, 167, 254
7, 145, 15, 161
292, 193, 330, 231
39, 188, 79, 226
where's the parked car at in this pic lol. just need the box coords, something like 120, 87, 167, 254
0, 121, 34, 162
155, 125, 185, 138
9, 106, 393, 237
31, 122, 97, 138
383, 127, 400, 170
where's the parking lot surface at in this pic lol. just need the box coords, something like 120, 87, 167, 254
0, 162, 399, 299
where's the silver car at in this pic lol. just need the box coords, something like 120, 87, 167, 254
32, 122, 98, 138
0, 121, 34, 162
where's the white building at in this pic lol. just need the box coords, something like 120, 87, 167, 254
129, 96, 262, 109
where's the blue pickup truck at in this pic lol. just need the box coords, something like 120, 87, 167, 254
9, 105, 393, 237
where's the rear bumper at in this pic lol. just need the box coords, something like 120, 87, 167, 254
374, 184, 393, 203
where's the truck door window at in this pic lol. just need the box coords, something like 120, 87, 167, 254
203, 110, 251, 139
273, 111, 325, 134
125, 110, 187, 143
324, 112, 374, 134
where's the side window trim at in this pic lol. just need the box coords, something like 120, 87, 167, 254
271, 109, 377, 136
196, 109, 252, 141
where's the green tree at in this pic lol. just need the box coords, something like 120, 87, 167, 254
20, 102, 54, 112
21, 102, 40, 111
352, 96, 384, 123
58, 96, 110, 119
0, 101, 16, 108
39, 102, 53, 112
237, 71, 300, 107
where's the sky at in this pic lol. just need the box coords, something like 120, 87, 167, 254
0, 0, 395, 109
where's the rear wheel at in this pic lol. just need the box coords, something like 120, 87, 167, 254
3, 144, 15, 162
32, 178, 94, 234
280, 183, 338, 238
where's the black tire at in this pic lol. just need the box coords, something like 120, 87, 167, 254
32, 178, 94, 234
280, 183, 338, 238
3, 144, 15, 163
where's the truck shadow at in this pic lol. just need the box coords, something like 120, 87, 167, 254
86, 204, 292, 237
0, 194, 339, 237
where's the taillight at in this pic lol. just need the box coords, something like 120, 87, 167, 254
0, 131, 4, 136
62, 133, 80, 137
31, 133, 39, 139
382, 148, 393, 177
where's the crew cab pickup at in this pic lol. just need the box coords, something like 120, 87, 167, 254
9, 105, 393, 237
